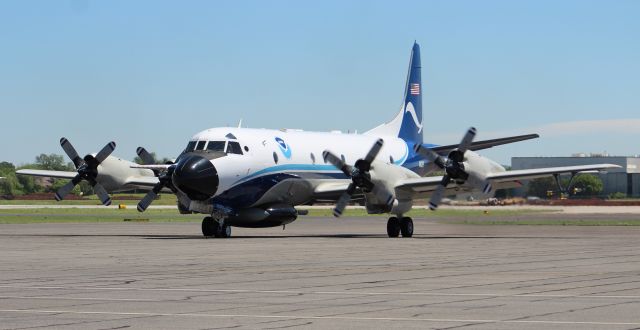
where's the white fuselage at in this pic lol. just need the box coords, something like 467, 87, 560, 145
188, 127, 412, 198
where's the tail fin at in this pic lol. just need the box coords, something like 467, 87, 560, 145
399, 42, 422, 144
366, 42, 423, 144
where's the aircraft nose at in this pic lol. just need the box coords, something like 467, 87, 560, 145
172, 154, 219, 201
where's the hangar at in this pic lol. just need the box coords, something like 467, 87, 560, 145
511, 155, 640, 197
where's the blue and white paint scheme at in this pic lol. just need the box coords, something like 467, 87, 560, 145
17, 42, 620, 238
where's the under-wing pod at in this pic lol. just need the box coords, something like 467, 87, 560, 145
226, 204, 298, 228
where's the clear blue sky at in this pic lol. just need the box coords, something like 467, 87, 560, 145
1, 0, 639, 165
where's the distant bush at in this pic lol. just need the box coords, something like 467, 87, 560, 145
608, 192, 627, 199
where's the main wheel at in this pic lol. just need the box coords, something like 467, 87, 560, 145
400, 217, 414, 238
215, 223, 232, 238
202, 217, 216, 237
387, 217, 400, 237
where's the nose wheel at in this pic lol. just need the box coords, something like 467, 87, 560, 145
387, 216, 413, 238
202, 217, 231, 238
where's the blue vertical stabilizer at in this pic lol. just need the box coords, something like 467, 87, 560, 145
398, 42, 423, 145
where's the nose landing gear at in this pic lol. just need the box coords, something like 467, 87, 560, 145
202, 216, 231, 238
387, 216, 413, 238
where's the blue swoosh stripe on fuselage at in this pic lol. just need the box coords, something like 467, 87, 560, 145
232, 143, 410, 187
216, 142, 426, 209
233, 164, 344, 186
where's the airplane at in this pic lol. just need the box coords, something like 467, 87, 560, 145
17, 42, 619, 238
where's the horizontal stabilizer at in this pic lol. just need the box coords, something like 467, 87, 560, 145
427, 134, 539, 155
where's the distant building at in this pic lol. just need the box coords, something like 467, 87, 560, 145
511, 156, 640, 197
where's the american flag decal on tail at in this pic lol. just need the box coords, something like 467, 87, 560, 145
410, 83, 420, 95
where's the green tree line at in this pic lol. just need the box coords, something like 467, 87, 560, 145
0, 154, 92, 197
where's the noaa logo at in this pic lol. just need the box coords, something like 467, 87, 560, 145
275, 137, 292, 159
404, 102, 423, 133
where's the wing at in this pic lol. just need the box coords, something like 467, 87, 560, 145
122, 176, 160, 189
312, 179, 353, 201
395, 163, 620, 198
16, 169, 77, 179
485, 164, 620, 182
17, 169, 162, 191
426, 134, 539, 155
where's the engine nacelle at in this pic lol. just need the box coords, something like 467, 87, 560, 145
462, 151, 505, 192
366, 161, 420, 215
226, 204, 298, 228
96, 156, 155, 192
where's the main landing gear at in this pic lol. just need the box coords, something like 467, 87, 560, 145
387, 216, 413, 238
202, 216, 231, 238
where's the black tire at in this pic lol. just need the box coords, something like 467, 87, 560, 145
202, 217, 216, 237
387, 217, 400, 237
400, 217, 414, 238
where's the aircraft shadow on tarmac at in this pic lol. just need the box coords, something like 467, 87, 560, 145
0, 233, 580, 240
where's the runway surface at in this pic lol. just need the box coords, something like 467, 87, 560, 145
1, 217, 640, 329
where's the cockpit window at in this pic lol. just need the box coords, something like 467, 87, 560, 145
185, 141, 196, 152
226, 141, 243, 155
206, 141, 226, 152
196, 141, 207, 150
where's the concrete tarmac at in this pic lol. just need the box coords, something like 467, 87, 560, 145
1, 217, 640, 329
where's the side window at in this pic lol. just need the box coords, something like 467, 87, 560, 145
196, 141, 207, 151
273, 152, 279, 164
226, 141, 243, 155
310, 153, 316, 164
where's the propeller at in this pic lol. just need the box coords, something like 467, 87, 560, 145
135, 147, 178, 212
323, 139, 394, 217
56, 137, 115, 206
414, 127, 492, 210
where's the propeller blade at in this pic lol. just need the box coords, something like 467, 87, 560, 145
137, 186, 162, 212
323, 150, 353, 177
457, 127, 477, 154
136, 147, 156, 165
333, 183, 356, 217
60, 137, 84, 168
414, 144, 447, 169
175, 191, 192, 211
92, 183, 112, 206
363, 139, 384, 165
54, 175, 82, 201
467, 172, 493, 195
482, 181, 493, 194
428, 175, 451, 211
94, 141, 116, 164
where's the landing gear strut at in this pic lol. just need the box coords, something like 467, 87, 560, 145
202, 216, 231, 238
387, 216, 413, 238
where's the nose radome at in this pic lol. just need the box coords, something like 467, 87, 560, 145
172, 154, 219, 201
